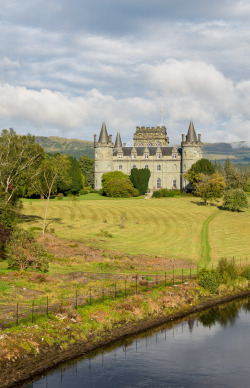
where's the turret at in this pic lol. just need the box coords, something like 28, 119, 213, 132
114, 131, 122, 149
181, 120, 203, 189
94, 122, 114, 190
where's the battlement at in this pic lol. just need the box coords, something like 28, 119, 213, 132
134, 125, 169, 146
135, 125, 167, 133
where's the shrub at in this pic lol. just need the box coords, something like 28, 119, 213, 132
217, 258, 238, 282
130, 168, 151, 195
57, 193, 64, 200
152, 190, 162, 198
6, 229, 51, 272
242, 268, 250, 280
223, 189, 248, 212
103, 178, 139, 198
198, 269, 221, 293
79, 189, 89, 195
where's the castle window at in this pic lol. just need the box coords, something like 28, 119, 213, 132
119, 165, 122, 170
157, 165, 161, 171
132, 154, 136, 159
118, 154, 123, 159
157, 154, 161, 159
145, 165, 149, 169
132, 165, 136, 169
173, 154, 177, 159
173, 179, 177, 189
144, 154, 149, 159
157, 178, 161, 189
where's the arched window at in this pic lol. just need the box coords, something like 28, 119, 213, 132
119, 165, 122, 170
145, 165, 149, 169
173, 178, 177, 189
172, 154, 177, 159
132, 165, 136, 169
157, 165, 161, 171
144, 154, 149, 159
157, 154, 161, 159
157, 178, 161, 189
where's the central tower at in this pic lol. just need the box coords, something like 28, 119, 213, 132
133, 126, 169, 146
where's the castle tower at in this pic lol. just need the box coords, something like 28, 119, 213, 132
114, 131, 122, 149
181, 120, 203, 189
94, 122, 114, 190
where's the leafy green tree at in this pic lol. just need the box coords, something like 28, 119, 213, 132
57, 156, 82, 195
130, 168, 151, 195
78, 155, 94, 187
32, 155, 71, 234
223, 159, 247, 190
185, 158, 215, 187
103, 178, 139, 198
223, 189, 248, 212
195, 173, 226, 205
6, 229, 51, 272
0, 128, 44, 204
102, 171, 129, 187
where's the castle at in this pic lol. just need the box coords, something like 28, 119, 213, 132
94, 121, 203, 191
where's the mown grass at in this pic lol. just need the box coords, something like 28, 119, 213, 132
20, 195, 250, 264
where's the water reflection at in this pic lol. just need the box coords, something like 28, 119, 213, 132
23, 297, 250, 388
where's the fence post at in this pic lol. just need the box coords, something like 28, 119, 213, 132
16, 302, 19, 326
156, 274, 158, 284
89, 287, 92, 305
114, 282, 117, 299
75, 289, 78, 310
46, 296, 49, 316
135, 276, 138, 295
102, 286, 104, 301
32, 300, 34, 323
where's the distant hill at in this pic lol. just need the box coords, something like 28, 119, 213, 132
35, 136, 94, 159
35, 135, 250, 164
203, 141, 250, 164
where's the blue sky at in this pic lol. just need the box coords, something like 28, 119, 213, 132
1, 0, 250, 145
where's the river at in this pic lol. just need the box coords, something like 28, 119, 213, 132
23, 297, 250, 388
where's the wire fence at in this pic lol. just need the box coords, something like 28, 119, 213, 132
0, 260, 248, 329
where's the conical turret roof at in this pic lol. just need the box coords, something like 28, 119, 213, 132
114, 131, 122, 148
186, 120, 197, 143
98, 121, 109, 143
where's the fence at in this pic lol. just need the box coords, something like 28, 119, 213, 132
0, 260, 248, 329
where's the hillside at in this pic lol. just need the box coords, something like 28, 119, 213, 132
35, 136, 94, 159
35, 135, 250, 163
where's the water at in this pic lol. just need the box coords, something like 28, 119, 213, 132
24, 298, 250, 388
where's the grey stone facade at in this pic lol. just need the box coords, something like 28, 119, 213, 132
94, 121, 203, 191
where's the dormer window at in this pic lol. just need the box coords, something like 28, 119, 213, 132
157, 154, 161, 159
132, 154, 136, 159
144, 154, 149, 159
118, 154, 123, 159
145, 165, 149, 169
172, 154, 177, 159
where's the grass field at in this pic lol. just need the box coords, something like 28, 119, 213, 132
20, 195, 250, 265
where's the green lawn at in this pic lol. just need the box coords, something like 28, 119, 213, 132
20, 195, 250, 264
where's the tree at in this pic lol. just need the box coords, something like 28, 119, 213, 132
130, 168, 151, 195
223, 189, 248, 212
78, 155, 94, 187
103, 178, 139, 197
223, 159, 246, 190
0, 128, 44, 204
6, 229, 50, 272
102, 171, 129, 187
33, 155, 71, 234
195, 173, 226, 205
185, 159, 215, 187
57, 156, 82, 195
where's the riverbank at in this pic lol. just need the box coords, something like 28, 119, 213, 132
1, 279, 249, 388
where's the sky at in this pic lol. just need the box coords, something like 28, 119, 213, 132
1, 0, 250, 145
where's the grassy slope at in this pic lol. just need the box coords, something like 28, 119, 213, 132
21, 195, 250, 264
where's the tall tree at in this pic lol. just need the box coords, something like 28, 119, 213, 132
57, 156, 82, 195
185, 158, 215, 188
130, 168, 151, 195
0, 128, 44, 204
223, 159, 246, 190
195, 173, 226, 205
78, 155, 94, 187
33, 155, 71, 234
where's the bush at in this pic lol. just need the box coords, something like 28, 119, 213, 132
152, 190, 162, 198
56, 193, 64, 200
242, 268, 250, 280
217, 258, 238, 282
198, 269, 221, 293
223, 189, 248, 212
103, 178, 139, 198
6, 229, 51, 272
79, 189, 89, 195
